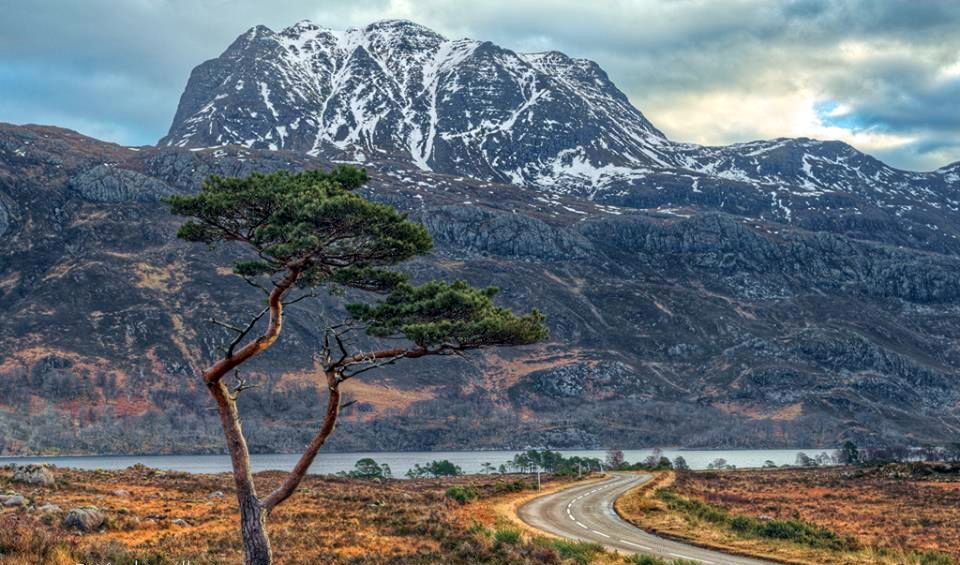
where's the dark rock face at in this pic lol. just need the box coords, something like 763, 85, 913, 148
2, 20, 960, 454
420, 205, 593, 260
69, 165, 178, 203
521, 362, 650, 400
0, 201, 10, 237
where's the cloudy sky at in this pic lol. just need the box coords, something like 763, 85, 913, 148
2, 0, 958, 171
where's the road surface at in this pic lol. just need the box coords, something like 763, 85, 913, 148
517, 473, 774, 564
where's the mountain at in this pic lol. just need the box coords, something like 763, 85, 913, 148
161, 20, 673, 190
2, 20, 960, 455
162, 20, 960, 252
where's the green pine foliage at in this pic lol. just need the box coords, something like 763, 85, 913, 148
444, 486, 479, 504
164, 167, 432, 288
346, 280, 548, 348
506, 449, 602, 476
165, 167, 548, 350
338, 458, 392, 480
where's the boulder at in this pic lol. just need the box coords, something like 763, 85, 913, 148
208, 490, 225, 499
1, 494, 26, 507
37, 503, 62, 513
12, 464, 56, 487
63, 507, 105, 532
112, 489, 131, 497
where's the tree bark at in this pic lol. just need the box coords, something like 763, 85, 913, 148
238, 492, 272, 565
209, 379, 273, 564
204, 266, 301, 386
202, 266, 301, 565
263, 373, 341, 510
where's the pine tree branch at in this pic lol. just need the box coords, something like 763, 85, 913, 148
338, 354, 409, 381
282, 292, 316, 306
228, 370, 261, 401
241, 275, 270, 296
209, 318, 245, 334
226, 306, 271, 358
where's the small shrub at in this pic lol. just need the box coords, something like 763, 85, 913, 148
533, 537, 604, 564
730, 515, 755, 534
493, 527, 522, 545
445, 486, 479, 504
492, 479, 527, 494
465, 520, 489, 536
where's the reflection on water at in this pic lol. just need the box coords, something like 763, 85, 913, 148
0, 448, 835, 477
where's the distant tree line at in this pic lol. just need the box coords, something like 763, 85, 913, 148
338, 458, 393, 480
837, 441, 960, 465
503, 449, 604, 477
790, 441, 960, 468
604, 448, 688, 472
406, 459, 464, 478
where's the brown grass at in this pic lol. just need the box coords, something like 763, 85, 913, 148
615, 466, 959, 565
0, 465, 618, 565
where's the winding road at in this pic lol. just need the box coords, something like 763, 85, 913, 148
517, 473, 774, 564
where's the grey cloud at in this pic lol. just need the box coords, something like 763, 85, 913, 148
0, 0, 957, 168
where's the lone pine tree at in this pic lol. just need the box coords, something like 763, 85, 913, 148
164, 167, 547, 565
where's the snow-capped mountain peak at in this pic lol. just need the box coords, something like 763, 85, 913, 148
161, 19, 671, 187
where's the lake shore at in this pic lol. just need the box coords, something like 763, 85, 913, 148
0, 448, 834, 477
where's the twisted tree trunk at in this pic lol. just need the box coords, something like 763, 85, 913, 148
201, 267, 300, 565
262, 372, 342, 509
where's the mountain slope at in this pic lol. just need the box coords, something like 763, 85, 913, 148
4, 122, 960, 454
3, 20, 960, 454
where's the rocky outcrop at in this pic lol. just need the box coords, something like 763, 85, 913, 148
421, 205, 593, 260
69, 165, 177, 203
513, 361, 654, 402
0, 197, 9, 238
1, 493, 26, 507
581, 213, 960, 303
142, 147, 312, 192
